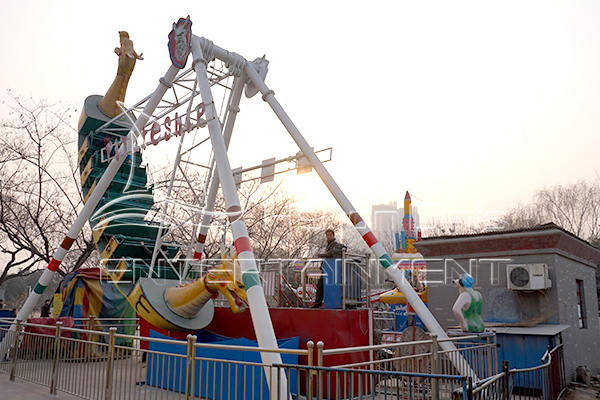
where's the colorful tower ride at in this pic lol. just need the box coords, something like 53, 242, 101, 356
391, 190, 424, 279
382, 191, 427, 329
400, 191, 421, 253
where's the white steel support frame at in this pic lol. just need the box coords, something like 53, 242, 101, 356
129, 65, 243, 275
190, 37, 289, 399
185, 72, 246, 274
149, 79, 200, 275
148, 72, 246, 276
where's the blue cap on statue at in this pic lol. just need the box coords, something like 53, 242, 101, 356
460, 274, 474, 288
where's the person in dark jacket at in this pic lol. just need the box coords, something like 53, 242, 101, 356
312, 229, 345, 308
41, 299, 52, 317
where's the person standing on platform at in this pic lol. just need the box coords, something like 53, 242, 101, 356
312, 229, 345, 308
40, 299, 52, 318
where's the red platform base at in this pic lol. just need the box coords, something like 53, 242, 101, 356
140, 307, 372, 366
139, 307, 373, 397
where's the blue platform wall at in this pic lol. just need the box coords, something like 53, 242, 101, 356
147, 330, 298, 399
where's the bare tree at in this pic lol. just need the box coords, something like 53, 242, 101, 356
493, 201, 547, 231
495, 179, 600, 242
370, 228, 398, 255
535, 180, 600, 240
239, 179, 347, 260
424, 214, 492, 237
0, 94, 99, 287
151, 166, 350, 262
147, 156, 376, 272
422, 179, 600, 242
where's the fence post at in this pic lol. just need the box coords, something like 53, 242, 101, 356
190, 334, 197, 399
50, 321, 63, 396
430, 333, 439, 400
185, 334, 197, 400
278, 259, 283, 306
341, 255, 347, 310
492, 330, 498, 375
104, 327, 117, 400
467, 376, 473, 400
9, 319, 21, 382
89, 315, 96, 345
501, 360, 509, 400
492, 329, 498, 372
430, 333, 439, 374
307, 341, 314, 399
365, 255, 371, 311
307, 340, 314, 367
544, 345, 552, 399
317, 341, 324, 400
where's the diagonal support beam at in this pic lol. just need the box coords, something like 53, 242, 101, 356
243, 59, 478, 379
187, 73, 246, 270
191, 36, 288, 399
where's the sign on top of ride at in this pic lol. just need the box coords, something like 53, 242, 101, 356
168, 16, 192, 69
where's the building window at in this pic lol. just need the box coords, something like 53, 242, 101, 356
576, 279, 587, 329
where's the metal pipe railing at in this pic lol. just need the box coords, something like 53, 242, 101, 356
0, 318, 316, 400
3, 318, 553, 400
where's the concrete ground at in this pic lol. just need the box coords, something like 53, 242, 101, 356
561, 380, 600, 400
0, 373, 80, 399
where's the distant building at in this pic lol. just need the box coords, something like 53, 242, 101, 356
416, 223, 600, 381
371, 201, 402, 239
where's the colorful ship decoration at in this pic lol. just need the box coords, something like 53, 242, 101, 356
76, 28, 246, 332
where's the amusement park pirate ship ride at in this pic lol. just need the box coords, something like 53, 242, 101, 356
2, 16, 476, 383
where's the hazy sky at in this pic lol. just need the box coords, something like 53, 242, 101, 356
2, 1, 600, 234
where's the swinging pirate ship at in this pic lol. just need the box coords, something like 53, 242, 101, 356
5, 16, 476, 383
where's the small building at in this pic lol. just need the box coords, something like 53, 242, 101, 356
415, 223, 600, 381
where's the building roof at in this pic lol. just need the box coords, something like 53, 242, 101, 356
423, 222, 585, 242
415, 223, 600, 265
491, 324, 570, 336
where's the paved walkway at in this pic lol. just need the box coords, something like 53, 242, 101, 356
0, 373, 80, 399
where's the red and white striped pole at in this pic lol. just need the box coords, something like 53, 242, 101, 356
243, 61, 477, 379
191, 74, 245, 262
191, 37, 288, 399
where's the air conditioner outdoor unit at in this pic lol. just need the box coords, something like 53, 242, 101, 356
507, 264, 552, 290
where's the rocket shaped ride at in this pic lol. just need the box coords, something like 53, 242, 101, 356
402, 191, 418, 253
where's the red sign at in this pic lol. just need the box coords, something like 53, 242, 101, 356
102, 103, 205, 163
168, 16, 192, 69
